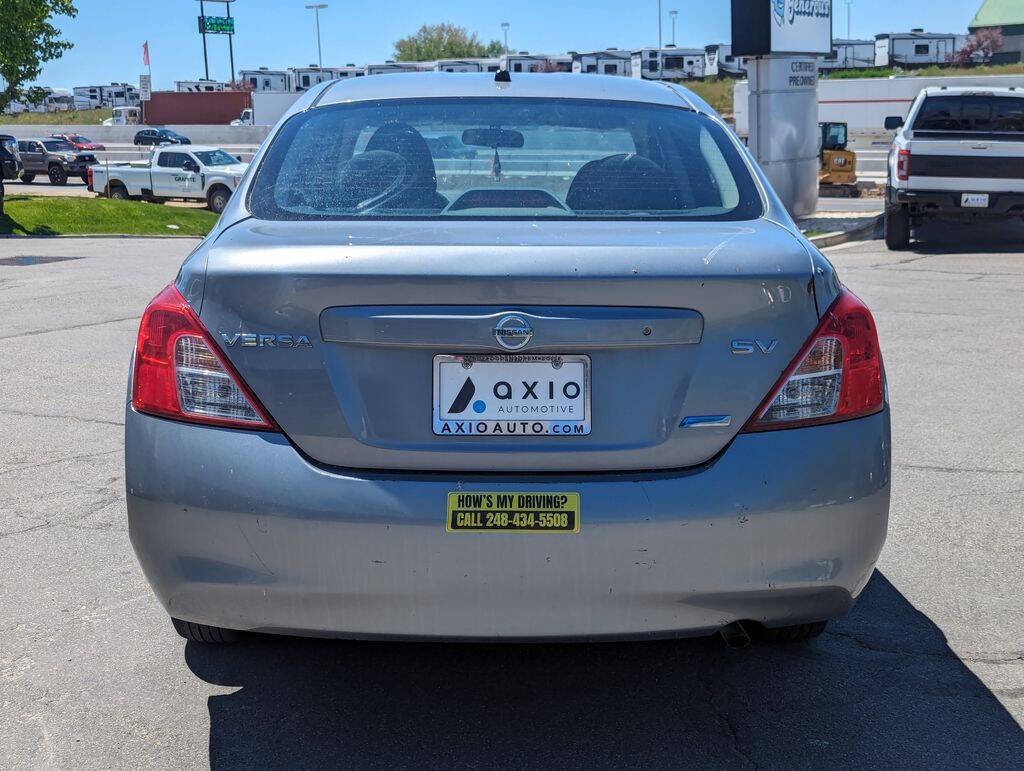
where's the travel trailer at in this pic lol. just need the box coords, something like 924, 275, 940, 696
239, 68, 290, 92
632, 47, 706, 80
572, 49, 632, 76
874, 31, 967, 68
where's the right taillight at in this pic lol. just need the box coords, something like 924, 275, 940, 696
742, 289, 884, 432
896, 148, 911, 181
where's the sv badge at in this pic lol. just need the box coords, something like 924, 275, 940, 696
731, 339, 778, 355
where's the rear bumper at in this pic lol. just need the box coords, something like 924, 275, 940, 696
126, 407, 891, 641
890, 187, 1024, 217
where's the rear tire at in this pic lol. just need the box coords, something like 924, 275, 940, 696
171, 617, 241, 643
107, 183, 130, 201
757, 620, 828, 643
48, 165, 68, 186
885, 205, 911, 250
20, 173, 35, 184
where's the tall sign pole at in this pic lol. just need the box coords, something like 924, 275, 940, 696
199, 0, 210, 80
227, 2, 235, 82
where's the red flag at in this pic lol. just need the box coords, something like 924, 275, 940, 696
143, 41, 150, 67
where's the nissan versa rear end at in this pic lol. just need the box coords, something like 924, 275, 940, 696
126, 73, 890, 645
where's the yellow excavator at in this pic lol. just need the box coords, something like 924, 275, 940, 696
819, 121, 860, 198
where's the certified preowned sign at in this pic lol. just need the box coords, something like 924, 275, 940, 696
770, 0, 832, 55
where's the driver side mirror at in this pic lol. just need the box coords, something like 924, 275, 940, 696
884, 116, 904, 130
182, 159, 199, 173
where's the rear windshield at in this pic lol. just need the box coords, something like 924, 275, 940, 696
249, 98, 762, 221
912, 95, 1024, 135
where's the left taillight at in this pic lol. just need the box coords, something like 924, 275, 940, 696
742, 289, 884, 432
131, 284, 276, 431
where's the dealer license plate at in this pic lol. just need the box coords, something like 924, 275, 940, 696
433, 354, 590, 436
446, 492, 581, 533
961, 193, 989, 208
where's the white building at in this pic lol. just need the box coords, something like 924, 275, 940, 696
240, 68, 290, 92
874, 31, 968, 68
704, 44, 746, 78
632, 47, 705, 80
572, 49, 632, 76
175, 80, 229, 92
819, 39, 877, 72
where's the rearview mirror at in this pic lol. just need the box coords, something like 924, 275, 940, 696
461, 128, 525, 149
884, 116, 904, 130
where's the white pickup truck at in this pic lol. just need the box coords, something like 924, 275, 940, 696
884, 86, 1024, 249
88, 145, 248, 213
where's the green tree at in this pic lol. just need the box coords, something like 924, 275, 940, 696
0, 0, 77, 113
394, 23, 504, 61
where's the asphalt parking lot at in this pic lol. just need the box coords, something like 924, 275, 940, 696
1, 225, 1022, 767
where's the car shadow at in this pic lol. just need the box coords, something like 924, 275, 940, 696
185, 572, 1023, 768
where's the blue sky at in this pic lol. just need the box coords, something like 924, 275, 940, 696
37, 0, 982, 90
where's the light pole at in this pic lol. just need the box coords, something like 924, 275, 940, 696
669, 9, 677, 46
657, 0, 662, 49
845, 0, 852, 40
501, 21, 509, 55
305, 3, 327, 68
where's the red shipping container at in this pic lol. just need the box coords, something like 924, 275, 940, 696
141, 91, 253, 125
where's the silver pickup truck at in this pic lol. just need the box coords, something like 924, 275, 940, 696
89, 145, 248, 213
884, 86, 1024, 249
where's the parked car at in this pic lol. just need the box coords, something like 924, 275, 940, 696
89, 145, 247, 213
16, 138, 97, 184
50, 132, 106, 151
126, 73, 890, 647
133, 128, 191, 146
884, 86, 1024, 249
0, 134, 24, 214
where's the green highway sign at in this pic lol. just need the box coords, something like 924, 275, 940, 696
198, 15, 235, 34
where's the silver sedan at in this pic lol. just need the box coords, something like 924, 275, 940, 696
126, 72, 889, 645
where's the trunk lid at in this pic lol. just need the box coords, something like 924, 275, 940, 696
198, 218, 818, 472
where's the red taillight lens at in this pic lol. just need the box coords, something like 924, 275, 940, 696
896, 148, 911, 181
742, 289, 884, 432
86, 167, 93, 189
131, 284, 276, 430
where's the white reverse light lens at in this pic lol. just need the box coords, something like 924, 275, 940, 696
174, 336, 263, 423
757, 337, 843, 425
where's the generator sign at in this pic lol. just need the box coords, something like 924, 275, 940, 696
198, 15, 235, 34
732, 0, 832, 56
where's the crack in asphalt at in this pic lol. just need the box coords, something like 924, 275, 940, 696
0, 408, 124, 428
0, 314, 140, 341
895, 462, 1023, 476
0, 448, 121, 477
826, 630, 1024, 665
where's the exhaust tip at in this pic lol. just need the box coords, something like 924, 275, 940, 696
719, 620, 752, 649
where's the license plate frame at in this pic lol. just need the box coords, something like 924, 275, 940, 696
433, 354, 591, 437
446, 491, 581, 533
961, 193, 990, 208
